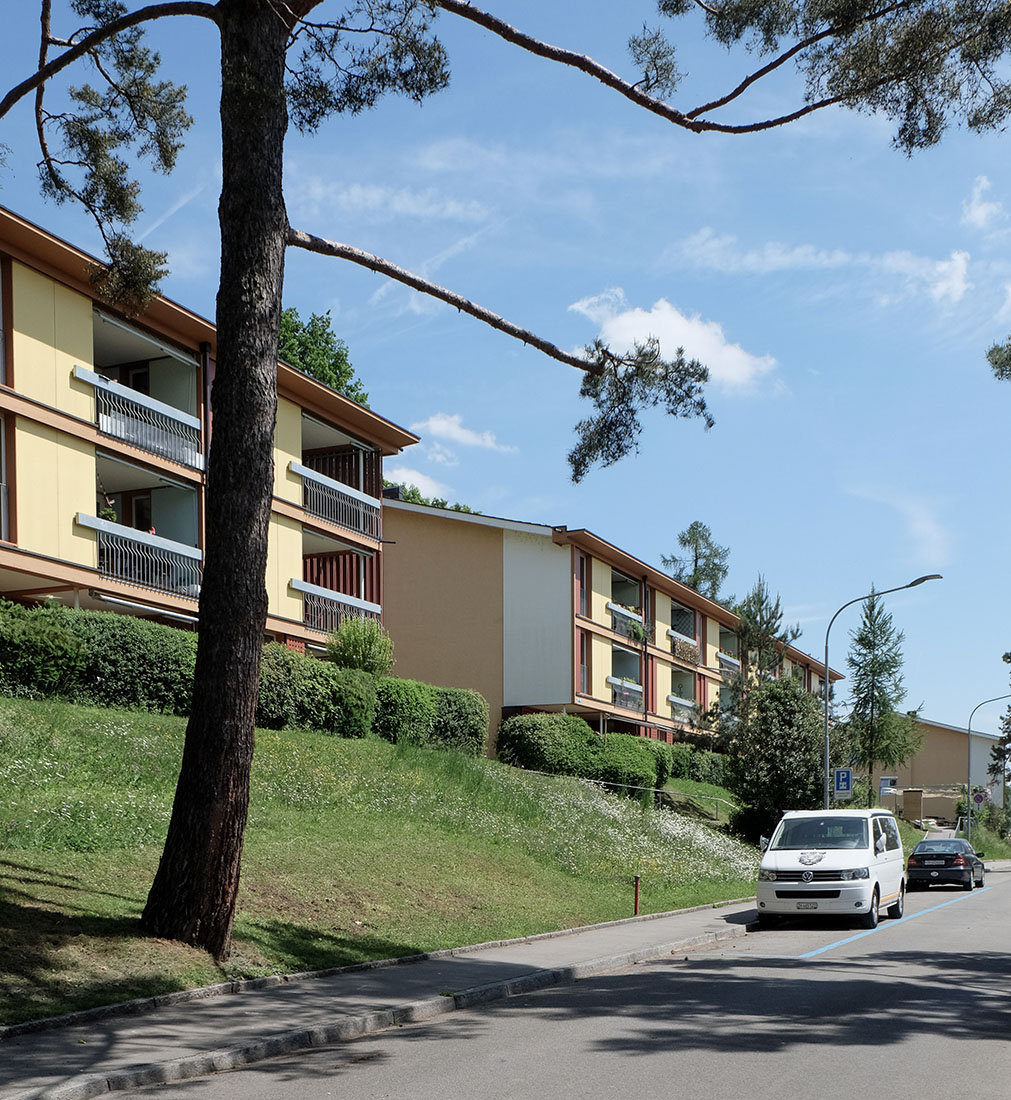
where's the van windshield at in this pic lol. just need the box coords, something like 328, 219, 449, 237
770, 817, 869, 850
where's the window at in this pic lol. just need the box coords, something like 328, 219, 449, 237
670, 600, 695, 640
718, 625, 738, 657
578, 629, 590, 694
576, 552, 588, 617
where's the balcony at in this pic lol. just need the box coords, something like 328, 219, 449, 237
76, 366, 203, 470
668, 694, 696, 724
607, 675, 643, 711
290, 578, 381, 635
668, 628, 700, 665
717, 650, 742, 678
607, 601, 647, 643
291, 462, 381, 540
77, 514, 202, 598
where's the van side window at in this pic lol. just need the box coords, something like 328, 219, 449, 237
883, 818, 901, 851
873, 819, 885, 851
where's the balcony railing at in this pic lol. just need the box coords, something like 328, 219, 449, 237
668, 628, 700, 665
717, 650, 742, 678
607, 675, 643, 710
607, 601, 648, 643
291, 462, 381, 540
668, 694, 696, 724
75, 366, 203, 470
77, 514, 202, 597
290, 578, 381, 635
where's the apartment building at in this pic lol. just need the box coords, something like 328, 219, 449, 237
0, 206, 416, 645
381, 499, 838, 750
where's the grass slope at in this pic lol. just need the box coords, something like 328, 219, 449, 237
0, 697, 757, 1026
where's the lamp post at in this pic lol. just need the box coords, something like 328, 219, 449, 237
823, 575, 942, 810
966, 693, 1011, 845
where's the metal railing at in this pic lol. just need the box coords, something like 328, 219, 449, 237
292, 463, 381, 540
609, 679, 643, 710
76, 367, 203, 469
83, 517, 202, 597
302, 589, 381, 634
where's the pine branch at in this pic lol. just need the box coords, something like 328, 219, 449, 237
0, 2, 218, 122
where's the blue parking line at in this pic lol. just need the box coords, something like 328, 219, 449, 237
796, 888, 988, 959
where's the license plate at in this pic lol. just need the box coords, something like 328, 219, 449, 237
924, 860, 944, 866
797, 901, 818, 910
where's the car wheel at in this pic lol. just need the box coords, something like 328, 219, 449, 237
860, 889, 880, 929
887, 884, 905, 920
963, 873, 974, 891
977, 869, 985, 888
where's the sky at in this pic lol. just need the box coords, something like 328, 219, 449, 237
2, 2, 1010, 735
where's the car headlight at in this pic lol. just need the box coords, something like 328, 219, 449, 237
838, 868, 870, 880
758, 869, 777, 881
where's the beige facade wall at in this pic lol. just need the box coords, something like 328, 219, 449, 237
273, 397, 302, 504
590, 556, 610, 625
895, 720, 995, 792
654, 591, 671, 639
655, 657, 673, 717
704, 615, 721, 669
266, 513, 304, 621
12, 263, 94, 418
382, 507, 504, 747
15, 419, 96, 565
590, 632, 612, 701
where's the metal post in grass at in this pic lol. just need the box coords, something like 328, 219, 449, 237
634, 874, 641, 916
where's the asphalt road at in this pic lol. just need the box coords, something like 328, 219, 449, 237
111, 880, 1011, 1100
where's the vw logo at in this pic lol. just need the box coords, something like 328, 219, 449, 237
802, 870, 814, 882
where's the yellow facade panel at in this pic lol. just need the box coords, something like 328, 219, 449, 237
590, 556, 610, 626
12, 263, 94, 417
590, 632, 612, 700
654, 592, 671, 638
273, 396, 302, 504
15, 419, 96, 565
266, 513, 304, 620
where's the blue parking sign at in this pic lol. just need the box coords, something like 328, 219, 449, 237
834, 768, 852, 794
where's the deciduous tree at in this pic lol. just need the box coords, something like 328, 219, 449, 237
279, 307, 368, 404
6, 0, 1009, 959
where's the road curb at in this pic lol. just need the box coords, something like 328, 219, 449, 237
0, 897, 754, 1041
9, 921, 751, 1100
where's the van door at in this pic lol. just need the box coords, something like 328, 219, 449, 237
875, 816, 903, 903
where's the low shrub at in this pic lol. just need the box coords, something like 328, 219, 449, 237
66, 611, 197, 715
593, 734, 658, 792
496, 713, 600, 776
256, 643, 376, 737
689, 749, 727, 787
640, 738, 674, 787
432, 687, 488, 755
0, 601, 87, 697
374, 677, 438, 745
668, 742, 692, 780
325, 617, 395, 678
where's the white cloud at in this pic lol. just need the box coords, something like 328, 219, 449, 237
427, 442, 459, 467
568, 289, 777, 391
847, 486, 951, 567
290, 177, 488, 223
674, 228, 972, 306
961, 176, 1005, 231
409, 413, 516, 453
880, 249, 971, 304
674, 228, 852, 274
384, 466, 452, 499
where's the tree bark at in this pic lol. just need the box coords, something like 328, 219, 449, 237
140, 0, 289, 961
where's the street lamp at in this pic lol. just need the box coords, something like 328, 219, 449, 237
823, 575, 942, 809
966, 693, 1011, 845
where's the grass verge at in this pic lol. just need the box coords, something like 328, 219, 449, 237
0, 697, 757, 1026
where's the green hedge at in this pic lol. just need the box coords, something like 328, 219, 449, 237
432, 686, 488, 755
496, 714, 669, 792
256, 643, 376, 737
374, 677, 438, 745
0, 604, 488, 752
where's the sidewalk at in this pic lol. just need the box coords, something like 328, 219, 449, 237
0, 900, 757, 1100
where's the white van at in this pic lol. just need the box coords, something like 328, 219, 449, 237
755, 809, 905, 928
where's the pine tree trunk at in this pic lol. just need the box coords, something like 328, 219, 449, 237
140, 0, 289, 961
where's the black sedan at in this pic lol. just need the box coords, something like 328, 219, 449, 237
907, 838, 985, 891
